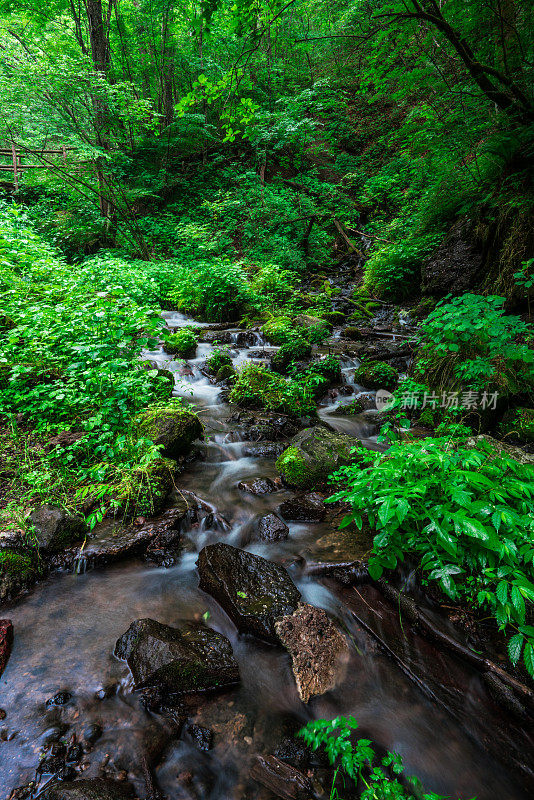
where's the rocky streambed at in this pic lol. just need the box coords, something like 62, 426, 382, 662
0, 311, 532, 800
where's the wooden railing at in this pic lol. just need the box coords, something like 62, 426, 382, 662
0, 144, 76, 189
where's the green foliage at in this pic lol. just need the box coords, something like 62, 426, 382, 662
329, 436, 534, 677
167, 259, 253, 322
229, 363, 315, 416
354, 361, 399, 391
163, 328, 197, 358
0, 550, 34, 579
207, 346, 233, 373
271, 338, 312, 374
262, 317, 296, 345
415, 294, 534, 394
299, 716, 470, 799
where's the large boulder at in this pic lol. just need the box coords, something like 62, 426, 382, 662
29, 504, 85, 553
114, 618, 239, 694
275, 603, 349, 703
197, 543, 301, 643
276, 427, 360, 489
136, 401, 202, 458
422, 217, 484, 296
37, 779, 133, 800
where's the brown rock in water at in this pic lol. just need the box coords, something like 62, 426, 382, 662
0, 619, 13, 677
275, 603, 349, 703
37, 779, 134, 800
257, 514, 289, 542
237, 477, 278, 495
278, 493, 326, 523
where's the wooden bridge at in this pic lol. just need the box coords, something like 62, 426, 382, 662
0, 144, 77, 190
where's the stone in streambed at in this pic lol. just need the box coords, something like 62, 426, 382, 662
278, 493, 326, 523
136, 401, 202, 458
275, 603, 349, 703
115, 618, 239, 695
197, 543, 300, 643
37, 779, 134, 800
276, 427, 360, 490
29, 505, 85, 553
237, 477, 278, 495
257, 513, 289, 542
0, 619, 13, 678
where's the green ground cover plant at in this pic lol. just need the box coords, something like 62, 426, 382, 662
329, 435, 534, 678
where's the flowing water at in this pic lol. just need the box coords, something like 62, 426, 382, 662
0, 313, 529, 799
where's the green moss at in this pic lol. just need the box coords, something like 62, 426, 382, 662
345, 398, 365, 415
0, 550, 34, 579
498, 407, 534, 443
354, 361, 399, 391
136, 400, 203, 457
229, 363, 314, 416
163, 328, 197, 358
322, 311, 346, 325
275, 446, 308, 486
344, 326, 364, 341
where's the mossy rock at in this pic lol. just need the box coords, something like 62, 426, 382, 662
0, 549, 37, 604
163, 329, 197, 359
344, 326, 364, 341
113, 457, 178, 519
322, 311, 346, 325
276, 427, 361, 489
136, 401, 202, 458
345, 398, 365, 415
410, 297, 437, 321
215, 364, 235, 382
497, 407, 534, 443
28, 505, 86, 553
271, 339, 312, 374
293, 314, 332, 343
354, 361, 399, 391
207, 348, 233, 373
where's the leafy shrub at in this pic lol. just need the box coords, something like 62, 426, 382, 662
415, 294, 534, 396
299, 716, 469, 800
354, 361, 399, 391
251, 264, 297, 304
168, 259, 254, 321
261, 316, 295, 345
163, 328, 197, 358
229, 363, 315, 416
207, 346, 233, 373
329, 436, 534, 677
271, 338, 312, 374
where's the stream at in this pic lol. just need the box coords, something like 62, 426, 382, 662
0, 311, 530, 799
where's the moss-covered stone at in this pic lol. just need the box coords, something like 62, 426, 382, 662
207, 347, 233, 373
28, 505, 86, 553
276, 427, 361, 489
215, 364, 235, 382
136, 400, 202, 458
322, 311, 346, 325
354, 361, 399, 391
163, 329, 197, 359
345, 398, 365, 415
113, 457, 178, 519
0, 550, 34, 579
294, 314, 332, 343
261, 317, 295, 345
271, 339, 312, 374
497, 407, 534, 443
344, 326, 364, 341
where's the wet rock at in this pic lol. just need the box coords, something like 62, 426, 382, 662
250, 754, 313, 800
41, 726, 69, 746
275, 427, 360, 489
234, 330, 262, 347
229, 411, 301, 442
257, 514, 289, 542
136, 402, 202, 458
237, 477, 277, 495
275, 603, 349, 703
0, 619, 13, 677
279, 493, 326, 523
29, 505, 85, 553
114, 618, 240, 695
199, 330, 233, 345
353, 360, 399, 391
184, 722, 213, 751
197, 543, 301, 643
274, 737, 310, 770
422, 217, 484, 296
46, 691, 72, 707
37, 779, 134, 800
76, 505, 187, 569
241, 442, 286, 459
82, 723, 103, 745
